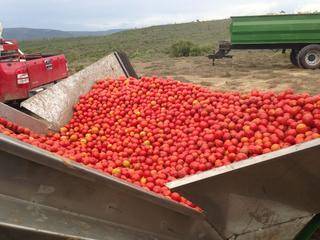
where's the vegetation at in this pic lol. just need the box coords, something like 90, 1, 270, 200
169, 40, 211, 57
170, 41, 194, 57
20, 19, 230, 73
4, 28, 123, 41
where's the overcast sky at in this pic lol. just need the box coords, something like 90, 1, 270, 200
1, 0, 320, 31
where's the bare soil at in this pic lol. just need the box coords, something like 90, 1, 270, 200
133, 50, 320, 95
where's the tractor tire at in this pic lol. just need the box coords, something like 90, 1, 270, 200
290, 49, 299, 67
297, 44, 320, 69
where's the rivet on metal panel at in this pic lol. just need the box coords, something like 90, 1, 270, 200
106, 203, 122, 213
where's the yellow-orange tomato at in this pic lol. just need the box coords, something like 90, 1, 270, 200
100, 136, 107, 141
70, 134, 78, 142
112, 168, 121, 175
122, 160, 131, 168
271, 144, 280, 152
60, 127, 68, 133
296, 123, 308, 134
85, 133, 92, 142
140, 177, 147, 185
60, 136, 68, 141
91, 126, 99, 134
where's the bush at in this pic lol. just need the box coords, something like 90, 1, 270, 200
200, 45, 212, 55
170, 41, 211, 57
170, 41, 194, 57
190, 46, 202, 56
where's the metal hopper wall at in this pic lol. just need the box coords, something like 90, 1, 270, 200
0, 133, 221, 240
168, 139, 320, 240
21, 52, 128, 131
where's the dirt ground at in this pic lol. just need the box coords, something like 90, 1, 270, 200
133, 50, 320, 95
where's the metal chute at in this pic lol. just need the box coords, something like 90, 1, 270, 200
167, 139, 320, 240
0, 133, 219, 240
21, 51, 138, 131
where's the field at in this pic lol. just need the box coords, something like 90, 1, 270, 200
20, 19, 229, 72
133, 51, 320, 95
20, 19, 320, 95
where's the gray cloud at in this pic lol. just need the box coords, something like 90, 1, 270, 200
1, 0, 319, 30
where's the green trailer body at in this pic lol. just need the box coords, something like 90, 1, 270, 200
230, 13, 320, 45
209, 13, 320, 69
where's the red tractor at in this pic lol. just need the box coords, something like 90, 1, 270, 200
0, 24, 68, 103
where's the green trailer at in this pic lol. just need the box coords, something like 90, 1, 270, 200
209, 13, 320, 69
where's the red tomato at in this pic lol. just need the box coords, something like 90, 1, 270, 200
2, 77, 320, 211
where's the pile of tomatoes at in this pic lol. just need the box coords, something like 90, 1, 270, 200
1, 76, 320, 209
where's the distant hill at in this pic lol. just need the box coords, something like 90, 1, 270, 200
3, 28, 124, 40
21, 19, 230, 73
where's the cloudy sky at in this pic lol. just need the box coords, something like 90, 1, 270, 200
1, 0, 320, 31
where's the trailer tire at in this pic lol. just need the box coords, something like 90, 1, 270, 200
290, 49, 299, 67
298, 44, 320, 69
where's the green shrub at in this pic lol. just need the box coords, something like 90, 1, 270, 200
170, 41, 211, 57
190, 46, 202, 56
190, 46, 211, 56
170, 41, 195, 57
200, 45, 212, 55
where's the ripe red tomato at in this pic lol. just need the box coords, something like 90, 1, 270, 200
1, 77, 320, 210
302, 113, 314, 126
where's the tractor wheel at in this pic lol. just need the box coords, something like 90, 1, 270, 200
290, 49, 299, 67
297, 44, 320, 69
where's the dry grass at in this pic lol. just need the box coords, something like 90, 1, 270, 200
133, 50, 320, 95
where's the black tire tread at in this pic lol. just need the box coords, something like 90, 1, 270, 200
290, 49, 299, 67
297, 44, 320, 69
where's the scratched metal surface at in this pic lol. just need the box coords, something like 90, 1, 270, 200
0, 133, 221, 240
234, 215, 313, 240
168, 139, 320, 239
0, 224, 76, 240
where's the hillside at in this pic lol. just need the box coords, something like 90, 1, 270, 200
3, 28, 124, 41
20, 19, 230, 73
16, 18, 320, 98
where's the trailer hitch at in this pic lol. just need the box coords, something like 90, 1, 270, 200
208, 41, 233, 65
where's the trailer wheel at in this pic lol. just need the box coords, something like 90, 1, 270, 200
290, 49, 299, 67
298, 44, 320, 69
